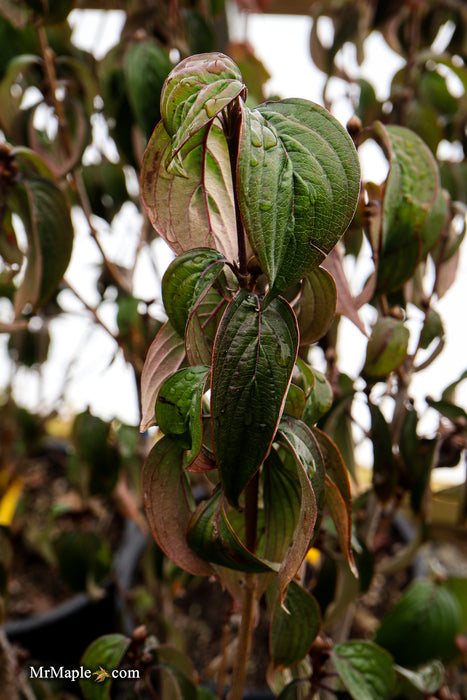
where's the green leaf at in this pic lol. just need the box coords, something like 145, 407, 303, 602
441, 369, 467, 404
374, 123, 440, 293
237, 104, 294, 295
162, 248, 226, 336
140, 120, 238, 260
211, 289, 298, 507
257, 98, 360, 298
363, 317, 409, 378
302, 367, 333, 426
283, 383, 307, 419
370, 403, 397, 503
331, 641, 395, 700
185, 287, 227, 366
269, 580, 321, 668
443, 577, 467, 633
141, 436, 213, 576
9, 176, 73, 315
312, 428, 356, 575
261, 448, 302, 564
124, 40, 173, 140
140, 321, 186, 432
420, 309, 444, 349
374, 580, 462, 667
395, 660, 444, 696
295, 268, 337, 345
187, 486, 276, 572
155, 366, 210, 457
81, 634, 131, 700
160, 52, 245, 151
426, 397, 467, 423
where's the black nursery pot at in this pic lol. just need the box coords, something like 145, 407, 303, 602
4, 519, 147, 666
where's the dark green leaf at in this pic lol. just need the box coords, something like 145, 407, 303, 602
270, 580, 321, 668
155, 366, 210, 458
237, 103, 294, 296
140, 321, 186, 432
331, 641, 395, 700
257, 98, 360, 299
370, 403, 397, 503
374, 580, 462, 667
420, 309, 444, 349
9, 177, 73, 315
124, 40, 173, 140
374, 123, 440, 293
211, 289, 298, 507
187, 487, 276, 572
296, 268, 337, 345
363, 317, 409, 378
261, 448, 301, 564
141, 436, 213, 576
427, 397, 467, 423
162, 248, 226, 336
80, 634, 131, 700
302, 367, 333, 426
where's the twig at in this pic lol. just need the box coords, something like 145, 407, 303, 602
62, 277, 117, 343
227, 474, 259, 700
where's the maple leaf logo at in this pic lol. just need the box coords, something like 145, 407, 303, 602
93, 666, 110, 683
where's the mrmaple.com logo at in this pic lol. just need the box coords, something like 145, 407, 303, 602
29, 665, 140, 682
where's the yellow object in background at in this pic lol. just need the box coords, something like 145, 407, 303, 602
0, 478, 23, 526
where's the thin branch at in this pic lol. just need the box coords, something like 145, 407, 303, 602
62, 277, 117, 343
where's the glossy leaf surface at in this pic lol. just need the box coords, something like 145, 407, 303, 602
269, 580, 321, 668
161, 247, 225, 336
211, 289, 298, 506
257, 98, 360, 298
237, 104, 294, 295
155, 366, 210, 460
142, 436, 213, 576
160, 52, 245, 145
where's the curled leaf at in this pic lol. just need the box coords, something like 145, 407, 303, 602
142, 436, 213, 577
